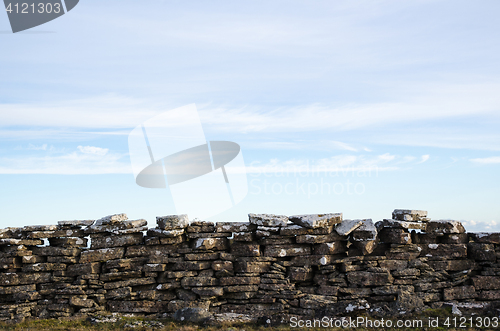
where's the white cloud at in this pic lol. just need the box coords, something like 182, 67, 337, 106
0, 147, 130, 175
245, 153, 422, 175
419, 155, 430, 163
461, 219, 499, 232
470, 156, 500, 164
77, 146, 109, 156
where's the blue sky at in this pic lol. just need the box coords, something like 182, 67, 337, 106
1, 0, 500, 231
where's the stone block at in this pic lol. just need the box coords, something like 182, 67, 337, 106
443, 286, 476, 301
468, 243, 496, 261
192, 237, 228, 251
351, 219, 377, 241
392, 209, 428, 221
335, 219, 363, 236
313, 242, 347, 255
231, 242, 260, 257
296, 233, 344, 244
473, 276, 500, 290
378, 228, 411, 244
469, 232, 500, 244
79, 247, 125, 263
216, 222, 255, 233
248, 213, 288, 227
347, 271, 394, 286
108, 301, 167, 313
90, 233, 143, 249
426, 220, 465, 234
289, 213, 342, 229
264, 244, 311, 257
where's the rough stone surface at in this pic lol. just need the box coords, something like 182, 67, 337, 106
289, 213, 342, 229
335, 219, 363, 236
156, 215, 189, 230
0, 210, 496, 324
248, 214, 288, 227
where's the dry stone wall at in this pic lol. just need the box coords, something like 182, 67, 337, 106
1, 209, 500, 323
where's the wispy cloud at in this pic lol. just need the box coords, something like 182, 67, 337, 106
0, 146, 130, 175
245, 153, 424, 175
470, 156, 500, 164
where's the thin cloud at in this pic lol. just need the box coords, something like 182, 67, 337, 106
470, 156, 500, 164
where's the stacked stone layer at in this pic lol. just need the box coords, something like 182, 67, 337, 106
0, 209, 499, 322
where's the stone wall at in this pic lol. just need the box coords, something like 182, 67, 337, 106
1, 209, 500, 323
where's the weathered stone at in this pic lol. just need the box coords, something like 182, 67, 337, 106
69, 297, 94, 308
157, 215, 189, 230
411, 232, 440, 244
91, 233, 143, 249
426, 220, 465, 234
347, 271, 393, 286
313, 242, 347, 255
335, 219, 363, 236
216, 222, 255, 233
147, 228, 184, 238
392, 209, 428, 221
234, 261, 271, 273
419, 243, 467, 258
22, 263, 66, 272
352, 219, 377, 241
248, 214, 288, 227
225, 285, 259, 292
231, 243, 260, 257
104, 277, 156, 290
211, 260, 233, 272
468, 243, 496, 261
173, 261, 212, 271
288, 266, 313, 282
264, 244, 311, 257
0, 239, 44, 246
192, 237, 228, 251
32, 247, 80, 256
125, 244, 177, 257
173, 307, 212, 323
108, 300, 167, 313
296, 233, 344, 244
300, 294, 337, 309
289, 213, 342, 229
191, 287, 224, 296
427, 259, 474, 271
473, 276, 500, 290
379, 219, 426, 230
58, 220, 95, 227
85, 219, 147, 235
441, 233, 468, 244
27, 228, 85, 239
0, 272, 51, 286
219, 277, 260, 286
477, 290, 500, 300
280, 224, 332, 236
379, 260, 408, 271
181, 277, 218, 287
49, 237, 88, 247
100, 270, 142, 282
0, 284, 36, 295
378, 228, 411, 244
469, 232, 500, 244
79, 247, 125, 263
233, 232, 254, 241
185, 252, 220, 261
94, 213, 128, 226
443, 286, 476, 300
66, 263, 101, 277
167, 301, 210, 313
352, 239, 379, 255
